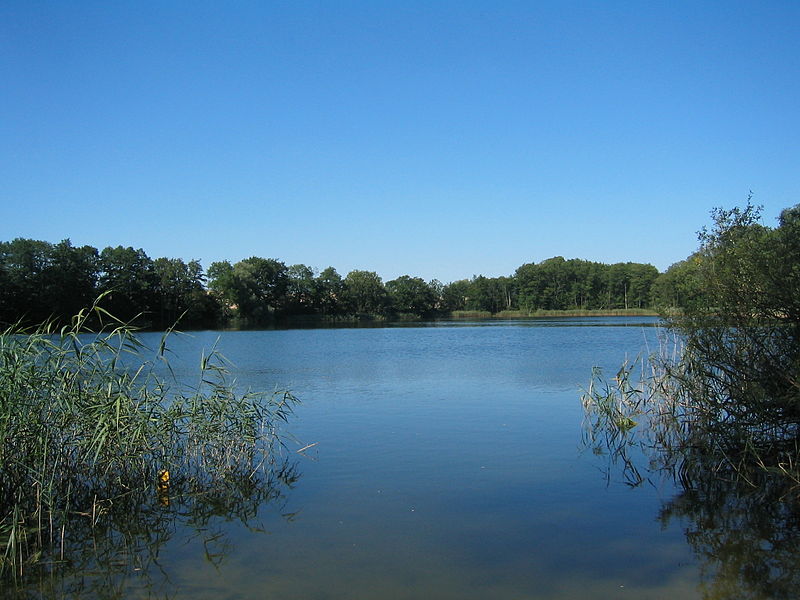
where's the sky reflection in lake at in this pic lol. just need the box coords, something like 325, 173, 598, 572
16, 318, 791, 599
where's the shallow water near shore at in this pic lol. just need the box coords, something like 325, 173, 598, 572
16, 316, 787, 599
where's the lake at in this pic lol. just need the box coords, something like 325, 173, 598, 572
20, 317, 781, 598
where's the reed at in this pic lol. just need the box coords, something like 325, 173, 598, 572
0, 301, 297, 582
581, 328, 800, 491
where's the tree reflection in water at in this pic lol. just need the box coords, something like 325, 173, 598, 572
6, 460, 300, 599
583, 360, 800, 600
659, 466, 800, 600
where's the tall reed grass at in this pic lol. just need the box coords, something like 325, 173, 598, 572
581, 330, 800, 491
0, 302, 297, 584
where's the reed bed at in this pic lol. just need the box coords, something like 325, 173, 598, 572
0, 303, 297, 584
581, 330, 800, 492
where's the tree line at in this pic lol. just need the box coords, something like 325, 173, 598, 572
0, 222, 769, 328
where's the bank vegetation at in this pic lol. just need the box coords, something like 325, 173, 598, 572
0, 242, 681, 329
0, 303, 297, 584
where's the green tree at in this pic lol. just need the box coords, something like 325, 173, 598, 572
515, 262, 543, 312
464, 276, 512, 313
584, 202, 800, 589
0, 238, 102, 325
441, 279, 470, 312
385, 275, 436, 317
768, 205, 800, 322
98, 246, 156, 324
0, 238, 53, 324
516, 257, 573, 310
207, 257, 288, 323
343, 270, 387, 315
207, 260, 237, 317
664, 201, 800, 471
516, 257, 657, 312
626, 263, 659, 309
537, 257, 570, 309
650, 256, 704, 309
44, 240, 100, 321
428, 279, 445, 312
152, 257, 214, 327
315, 266, 345, 316
0, 257, 10, 324
285, 264, 318, 315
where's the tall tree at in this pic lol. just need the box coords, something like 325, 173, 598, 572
441, 279, 470, 312
343, 270, 387, 315
315, 266, 345, 316
667, 202, 800, 432
98, 246, 156, 323
466, 276, 513, 313
285, 264, 318, 315
42, 240, 100, 322
650, 257, 701, 309
152, 257, 210, 327
207, 257, 288, 323
0, 238, 53, 324
207, 260, 237, 318
385, 275, 436, 316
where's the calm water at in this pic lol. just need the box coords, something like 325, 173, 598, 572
31, 317, 781, 598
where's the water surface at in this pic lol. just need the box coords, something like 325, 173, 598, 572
29, 317, 754, 598
100, 317, 702, 599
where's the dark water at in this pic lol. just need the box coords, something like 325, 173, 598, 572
35, 317, 777, 598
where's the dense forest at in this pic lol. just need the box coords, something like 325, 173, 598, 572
1, 205, 793, 328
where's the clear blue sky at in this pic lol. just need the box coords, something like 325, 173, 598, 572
2, 1, 798, 283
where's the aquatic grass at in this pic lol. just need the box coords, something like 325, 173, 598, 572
0, 303, 298, 583
582, 327, 800, 492
582, 328, 800, 599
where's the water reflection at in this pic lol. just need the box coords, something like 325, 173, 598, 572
659, 468, 800, 600
6, 460, 300, 599
14, 322, 690, 598
230, 315, 662, 330
583, 380, 800, 600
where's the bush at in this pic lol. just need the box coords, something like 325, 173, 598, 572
583, 200, 800, 487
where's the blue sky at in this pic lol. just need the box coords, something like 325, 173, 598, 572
2, 1, 798, 283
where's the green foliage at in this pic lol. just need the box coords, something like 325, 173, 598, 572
233, 257, 289, 321
0, 240, 221, 329
0, 239, 100, 325
152, 257, 216, 326
342, 270, 388, 315
207, 257, 288, 324
385, 275, 436, 317
315, 266, 345, 316
666, 202, 800, 440
0, 304, 298, 583
207, 259, 237, 315
584, 199, 800, 488
650, 255, 704, 310
0, 234, 673, 326
441, 279, 471, 312
516, 257, 658, 312
583, 202, 800, 597
285, 263, 318, 315
45, 240, 100, 320
465, 275, 514, 313
98, 246, 157, 322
